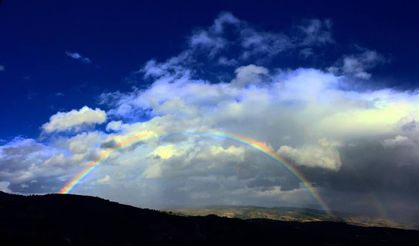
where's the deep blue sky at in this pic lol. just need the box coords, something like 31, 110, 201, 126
1, 0, 419, 139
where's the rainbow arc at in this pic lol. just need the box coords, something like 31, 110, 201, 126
59, 129, 333, 216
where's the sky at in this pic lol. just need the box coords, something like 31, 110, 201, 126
1, 0, 419, 226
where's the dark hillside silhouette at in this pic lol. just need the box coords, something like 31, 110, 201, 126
1, 191, 419, 245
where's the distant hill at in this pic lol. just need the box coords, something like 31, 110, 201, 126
168, 206, 405, 229
1, 191, 419, 245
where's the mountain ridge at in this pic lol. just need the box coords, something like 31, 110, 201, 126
167, 205, 406, 229
1, 191, 419, 245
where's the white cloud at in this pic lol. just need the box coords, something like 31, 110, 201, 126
231, 64, 269, 87
0, 138, 63, 185
218, 56, 237, 66
189, 30, 226, 55
151, 144, 185, 160
97, 175, 111, 184
278, 139, 342, 170
299, 48, 314, 58
42, 106, 107, 133
298, 19, 334, 46
65, 51, 92, 64
89, 68, 419, 212
107, 66, 419, 143
65, 131, 104, 157
212, 12, 240, 33
329, 49, 385, 79
383, 135, 413, 147
0, 65, 4, 71
106, 121, 123, 132
139, 13, 335, 82
187, 12, 240, 57
240, 28, 292, 59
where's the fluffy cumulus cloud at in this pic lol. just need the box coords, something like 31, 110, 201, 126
0, 138, 64, 191
1, 12, 419, 225
231, 65, 269, 87
42, 106, 107, 133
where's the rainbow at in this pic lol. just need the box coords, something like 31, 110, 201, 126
59, 130, 157, 194
59, 129, 333, 216
206, 130, 332, 215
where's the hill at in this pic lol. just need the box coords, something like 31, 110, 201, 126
168, 206, 405, 229
1, 191, 419, 245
